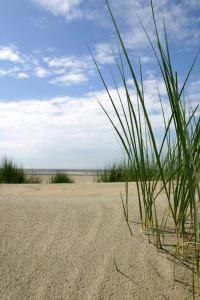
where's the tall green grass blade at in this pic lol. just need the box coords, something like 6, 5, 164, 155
89, 0, 200, 291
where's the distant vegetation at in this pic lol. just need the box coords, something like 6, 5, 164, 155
94, 160, 167, 183
25, 173, 42, 184
0, 157, 75, 184
48, 171, 75, 183
94, 161, 131, 183
0, 157, 42, 184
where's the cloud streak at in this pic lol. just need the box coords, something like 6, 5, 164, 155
30, 0, 84, 21
49, 73, 88, 86
34, 67, 51, 77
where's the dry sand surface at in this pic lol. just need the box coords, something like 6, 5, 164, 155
34, 174, 96, 184
0, 177, 198, 299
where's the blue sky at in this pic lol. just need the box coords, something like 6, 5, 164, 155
0, 0, 199, 169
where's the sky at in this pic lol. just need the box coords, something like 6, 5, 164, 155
0, 0, 200, 169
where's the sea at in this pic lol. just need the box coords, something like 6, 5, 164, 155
24, 169, 99, 176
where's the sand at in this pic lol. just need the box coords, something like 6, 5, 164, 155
0, 177, 198, 299
26, 174, 96, 184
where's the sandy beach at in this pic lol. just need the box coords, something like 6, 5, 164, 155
26, 174, 96, 184
0, 177, 197, 299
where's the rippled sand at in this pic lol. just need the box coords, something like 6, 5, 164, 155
0, 179, 195, 299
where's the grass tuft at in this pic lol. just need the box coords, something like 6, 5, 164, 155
94, 161, 131, 182
94, 159, 167, 183
25, 173, 42, 184
0, 157, 26, 183
48, 171, 75, 183
0, 157, 41, 184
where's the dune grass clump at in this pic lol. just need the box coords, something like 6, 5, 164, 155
93, 160, 165, 182
0, 157, 26, 183
48, 171, 75, 183
25, 173, 42, 184
0, 157, 42, 184
88, 0, 200, 295
94, 161, 130, 182
94, 159, 163, 182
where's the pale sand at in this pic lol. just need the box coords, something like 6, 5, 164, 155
0, 178, 197, 299
26, 174, 96, 184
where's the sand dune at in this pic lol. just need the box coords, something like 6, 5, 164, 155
0, 180, 196, 299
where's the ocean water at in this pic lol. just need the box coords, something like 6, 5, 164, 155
24, 169, 98, 175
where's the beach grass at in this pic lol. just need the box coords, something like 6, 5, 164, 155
48, 171, 75, 183
94, 159, 160, 183
94, 161, 129, 183
0, 157, 42, 184
0, 157, 75, 184
88, 0, 200, 295
25, 173, 42, 184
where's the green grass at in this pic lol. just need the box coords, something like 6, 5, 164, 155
48, 171, 75, 183
94, 159, 160, 182
0, 157, 42, 184
88, 0, 200, 295
25, 173, 42, 184
94, 161, 129, 182
0, 157, 75, 184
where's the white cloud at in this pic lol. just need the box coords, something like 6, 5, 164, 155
30, 17, 49, 30
183, 0, 200, 9
47, 47, 57, 52
0, 93, 119, 167
140, 56, 153, 63
6, 67, 21, 76
0, 70, 7, 77
49, 73, 88, 86
44, 55, 95, 86
30, 0, 84, 20
104, 0, 200, 52
42, 46, 117, 87
186, 79, 200, 104
0, 67, 31, 79
189, 79, 200, 93
32, 50, 41, 54
0, 46, 23, 63
18, 73, 30, 78
53, 69, 66, 74
0, 45, 46, 79
94, 43, 116, 64
0, 45, 97, 85
1, 73, 199, 167
34, 67, 51, 77
32, 58, 39, 65
29, 0, 200, 52
44, 55, 93, 70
